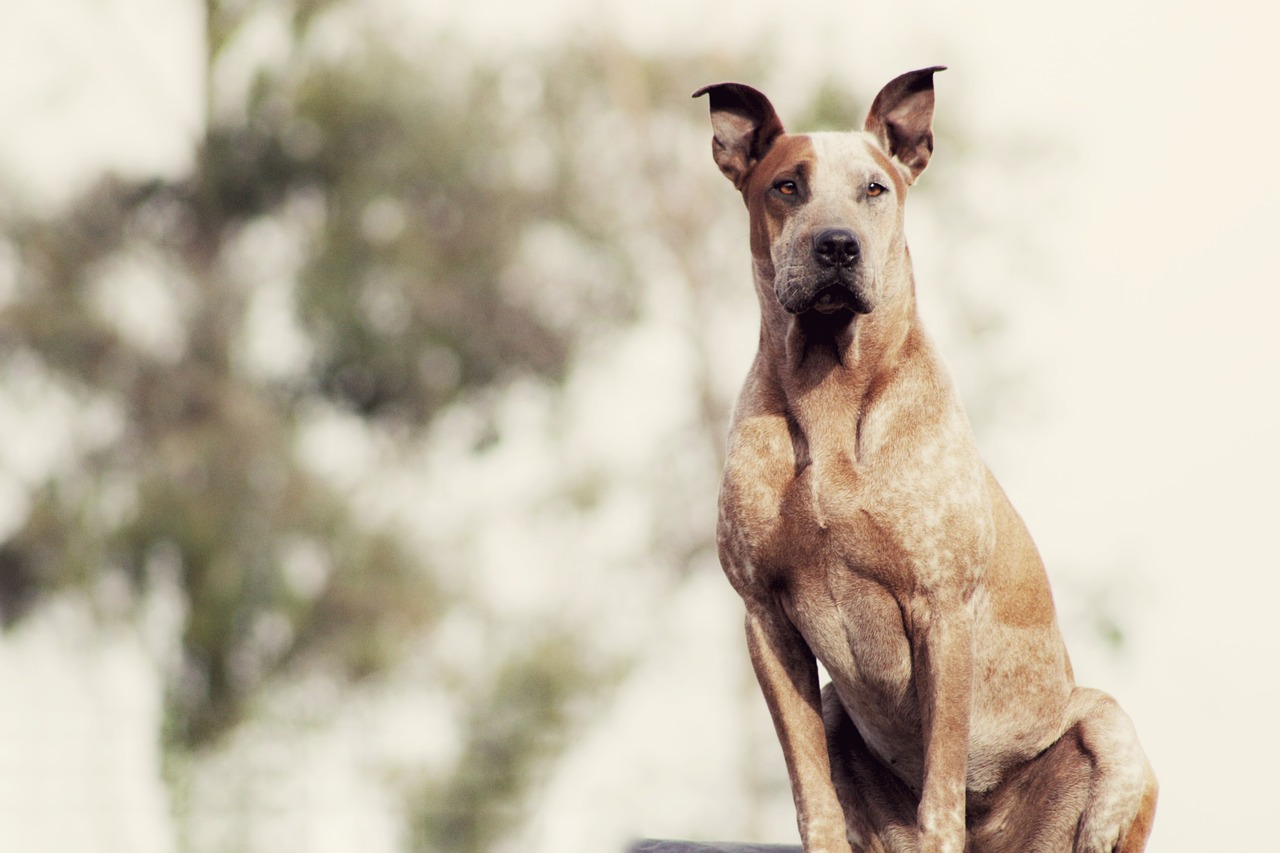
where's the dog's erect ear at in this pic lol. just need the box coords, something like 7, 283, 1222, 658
863, 66, 945, 185
693, 83, 785, 190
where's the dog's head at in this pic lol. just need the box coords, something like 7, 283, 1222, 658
695, 67, 943, 317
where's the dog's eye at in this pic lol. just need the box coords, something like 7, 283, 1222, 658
774, 180, 799, 196
866, 182, 887, 197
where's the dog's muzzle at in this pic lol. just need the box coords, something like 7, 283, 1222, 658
775, 228, 875, 315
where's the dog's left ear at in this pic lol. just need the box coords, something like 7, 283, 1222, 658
693, 82, 785, 191
864, 66, 945, 185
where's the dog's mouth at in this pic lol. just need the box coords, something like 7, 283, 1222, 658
810, 284, 872, 315
782, 281, 873, 316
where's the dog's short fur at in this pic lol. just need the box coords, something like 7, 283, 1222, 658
696, 68, 1157, 852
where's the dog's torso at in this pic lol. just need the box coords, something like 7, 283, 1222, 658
718, 323, 1074, 794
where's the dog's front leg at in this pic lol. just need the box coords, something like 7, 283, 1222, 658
745, 603, 852, 853
911, 599, 974, 853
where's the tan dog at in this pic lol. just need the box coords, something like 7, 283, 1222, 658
695, 68, 1157, 853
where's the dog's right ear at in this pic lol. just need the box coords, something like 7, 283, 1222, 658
693, 83, 785, 190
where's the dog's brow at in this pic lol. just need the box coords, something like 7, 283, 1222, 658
861, 138, 906, 196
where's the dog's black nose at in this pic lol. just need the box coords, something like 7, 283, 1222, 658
812, 229, 860, 268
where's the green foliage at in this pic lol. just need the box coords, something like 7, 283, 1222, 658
409, 630, 617, 853
0, 2, 647, 749
795, 78, 863, 132
0, 0, 768, 846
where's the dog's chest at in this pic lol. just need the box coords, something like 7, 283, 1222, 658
720, 418, 994, 776
719, 398, 993, 706
719, 405, 991, 596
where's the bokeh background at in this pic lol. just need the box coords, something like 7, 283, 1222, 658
0, 1, 1277, 851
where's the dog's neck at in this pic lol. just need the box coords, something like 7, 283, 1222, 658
751, 256, 921, 431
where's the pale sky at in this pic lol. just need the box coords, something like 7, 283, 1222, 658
1, 1, 1278, 851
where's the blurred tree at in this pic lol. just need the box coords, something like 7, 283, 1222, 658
0, 1, 643, 757
0, 1, 757, 850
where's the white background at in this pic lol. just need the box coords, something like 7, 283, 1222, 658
1, 1, 1278, 851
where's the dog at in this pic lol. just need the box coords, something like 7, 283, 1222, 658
695, 67, 1157, 852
